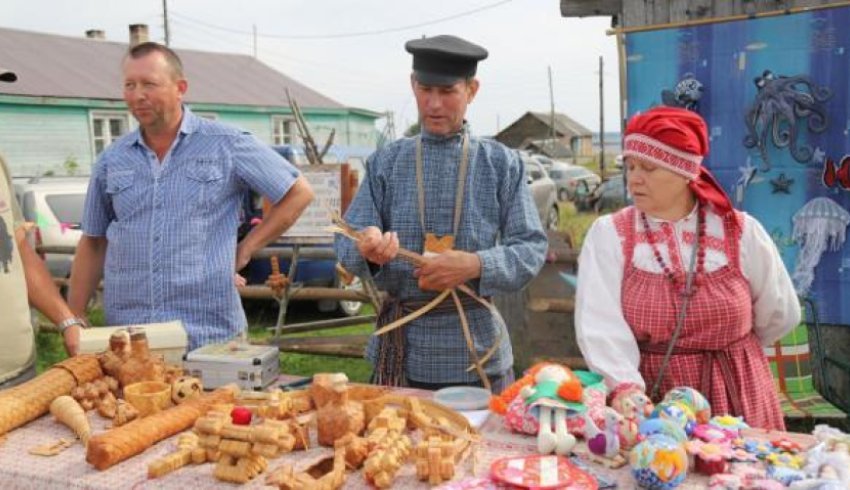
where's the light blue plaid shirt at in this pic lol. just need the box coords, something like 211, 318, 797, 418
335, 126, 547, 383
83, 108, 300, 350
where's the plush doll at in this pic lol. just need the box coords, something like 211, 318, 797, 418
519, 364, 583, 455
585, 407, 626, 468
501, 363, 607, 439
490, 363, 549, 415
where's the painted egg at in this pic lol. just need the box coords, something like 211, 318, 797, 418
629, 434, 689, 489
650, 401, 695, 436
663, 387, 711, 423
639, 418, 688, 445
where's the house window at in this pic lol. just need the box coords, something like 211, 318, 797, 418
271, 116, 295, 145
91, 112, 129, 156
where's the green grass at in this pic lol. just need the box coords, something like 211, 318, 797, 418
559, 201, 600, 249
247, 303, 374, 383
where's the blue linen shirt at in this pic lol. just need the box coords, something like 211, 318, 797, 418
83, 108, 300, 350
334, 126, 547, 383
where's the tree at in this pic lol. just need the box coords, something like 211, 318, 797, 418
63, 156, 79, 176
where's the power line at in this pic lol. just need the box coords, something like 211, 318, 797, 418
169, 0, 515, 40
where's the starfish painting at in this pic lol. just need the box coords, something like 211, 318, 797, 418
770, 173, 794, 194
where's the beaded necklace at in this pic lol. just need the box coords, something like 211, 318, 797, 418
640, 205, 706, 293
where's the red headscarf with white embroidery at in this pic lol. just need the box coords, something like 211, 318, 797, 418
623, 106, 739, 229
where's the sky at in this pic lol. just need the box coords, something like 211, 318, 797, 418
0, 0, 621, 137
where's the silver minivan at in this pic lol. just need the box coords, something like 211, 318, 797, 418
13, 176, 89, 280
520, 152, 560, 231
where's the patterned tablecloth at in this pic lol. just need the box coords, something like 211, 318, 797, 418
0, 383, 815, 489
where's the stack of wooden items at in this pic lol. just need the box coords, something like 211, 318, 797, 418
0, 329, 481, 489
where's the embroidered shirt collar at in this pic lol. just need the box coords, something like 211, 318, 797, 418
644, 202, 699, 225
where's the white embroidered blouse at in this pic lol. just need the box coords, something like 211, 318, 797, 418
575, 205, 801, 390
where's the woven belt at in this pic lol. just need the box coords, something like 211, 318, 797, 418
639, 335, 750, 417
372, 294, 489, 387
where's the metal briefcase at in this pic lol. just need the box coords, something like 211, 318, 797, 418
183, 343, 280, 391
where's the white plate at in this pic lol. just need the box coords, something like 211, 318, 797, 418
433, 386, 492, 411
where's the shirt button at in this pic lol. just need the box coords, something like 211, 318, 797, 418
154, 235, 161, 242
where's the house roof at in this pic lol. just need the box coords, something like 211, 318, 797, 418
521, 138, 574, 158
528, 111, 592, 137
0, 26, 356, 111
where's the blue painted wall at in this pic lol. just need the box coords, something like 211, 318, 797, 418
625, 6, 850, 326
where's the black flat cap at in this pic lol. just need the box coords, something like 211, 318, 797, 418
405, 35, 488, 86
0, 68, 16, 83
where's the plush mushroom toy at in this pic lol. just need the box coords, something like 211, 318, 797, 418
520, 364, 584, 455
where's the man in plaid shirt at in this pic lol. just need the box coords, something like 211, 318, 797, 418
335, 35, 547, 393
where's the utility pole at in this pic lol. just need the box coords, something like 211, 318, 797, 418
162, 0, 170, 46
253, 24, 258, 58
599, 56, 605, 177
548, 65, 555, 155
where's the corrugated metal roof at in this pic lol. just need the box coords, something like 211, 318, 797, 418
529, 111, 592, 137
0, 26, 346, 109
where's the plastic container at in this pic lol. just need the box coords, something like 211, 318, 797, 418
433, 386, 492, 411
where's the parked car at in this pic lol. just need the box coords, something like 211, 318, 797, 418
13, 176, 89, 283
587, 173, 628, 212
519, 152, 560, 231
548, 162, 602, 202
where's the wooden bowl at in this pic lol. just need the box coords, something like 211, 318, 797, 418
123, 381, 172, 417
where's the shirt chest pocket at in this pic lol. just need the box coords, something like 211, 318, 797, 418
106, 170, 137, 219
185, 158, 226, 210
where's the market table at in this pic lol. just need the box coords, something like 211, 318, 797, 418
0, 381, 814, 489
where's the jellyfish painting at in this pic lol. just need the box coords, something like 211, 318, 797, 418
791, 197, 850, 296
743, 70, 831, 170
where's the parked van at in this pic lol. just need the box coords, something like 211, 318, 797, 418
13, 176, 89, 282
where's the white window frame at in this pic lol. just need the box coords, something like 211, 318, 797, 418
271, 115, 296, 145
89, 111, 130, 157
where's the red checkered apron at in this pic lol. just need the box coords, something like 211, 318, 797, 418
614, 207, 785, 430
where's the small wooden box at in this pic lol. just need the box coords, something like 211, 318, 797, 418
78, 321, 188, 364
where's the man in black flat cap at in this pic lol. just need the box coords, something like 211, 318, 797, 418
336, 35, 547, 393
0, 68, 88, 389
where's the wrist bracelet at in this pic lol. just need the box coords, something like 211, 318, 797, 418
57, 317, 87, 334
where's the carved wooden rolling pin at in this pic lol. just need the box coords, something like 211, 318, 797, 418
86, 384, 240, 470
0, 355, 103, 436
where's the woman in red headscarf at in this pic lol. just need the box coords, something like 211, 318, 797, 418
575, 106, 800, 430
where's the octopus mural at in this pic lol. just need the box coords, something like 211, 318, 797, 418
743, 70, 831, 170
661, 73, 704, 112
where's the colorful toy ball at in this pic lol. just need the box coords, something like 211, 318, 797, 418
629, 434, 688, 489
639, 418, 688, 445
663, 387, 711, 424
709, 415, 749, 432
650, 401, 695, 436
